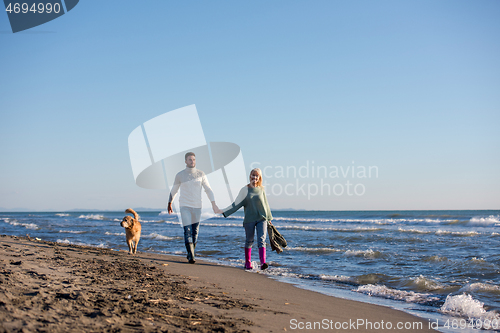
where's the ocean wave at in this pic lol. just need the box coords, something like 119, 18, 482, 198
459, 283, 500, 294
356, 284, 440, 305
440, 293, 500, 323
114, 217, 168, 223
58, 230, 86, 234
423, 255, 448, 262
143, 232, 178, 241
78, 214, 105, 220
55, 213, 70, 217
397, 227, 432, 234
159, 211, 177, 216
410, 275, 448, 292
278, 225, 382, 232
158, 220, 181, 225
272, 216, 344, 223
56, 238, 106, 248
287, 246, 342, 253
344, 249, 382, 258
2, 218, 38, 230
435, 229, 479, 236
469, 215, 500, 225
203, 223, 242, 228
105, 231, 126, 236
319, 274, 355, 284
262, 266, 308, 279
143, 219, 167, 223
470, 257, 486, 263
272, 217, 459, 225
352, 273, 391, 285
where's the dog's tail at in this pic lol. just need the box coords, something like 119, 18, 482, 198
125, 208, 139, 221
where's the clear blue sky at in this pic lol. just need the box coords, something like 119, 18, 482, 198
1, 0, 499, 211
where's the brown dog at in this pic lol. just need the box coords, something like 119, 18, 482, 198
120, 208, 141, 254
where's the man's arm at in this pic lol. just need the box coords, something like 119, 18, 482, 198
201, 174, 219, 213
167, 173, 182, 214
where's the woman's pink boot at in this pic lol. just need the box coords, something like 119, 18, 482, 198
244, 247, 253, 270
259, 247, 268, 270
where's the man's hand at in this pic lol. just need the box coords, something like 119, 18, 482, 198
167, 202, 173, 214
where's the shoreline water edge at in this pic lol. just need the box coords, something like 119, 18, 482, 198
1, 209, 499, 332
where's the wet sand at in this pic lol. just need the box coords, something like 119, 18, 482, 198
0, 235, 435, 332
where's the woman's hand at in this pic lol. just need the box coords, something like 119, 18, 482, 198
212, 202, 222, 214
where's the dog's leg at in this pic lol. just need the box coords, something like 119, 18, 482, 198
128, 241, 133, 254
133, 239, 139, 254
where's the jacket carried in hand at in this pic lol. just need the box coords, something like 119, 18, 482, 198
267, 221, 287, 254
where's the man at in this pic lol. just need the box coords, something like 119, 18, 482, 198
168, 152, 219, 263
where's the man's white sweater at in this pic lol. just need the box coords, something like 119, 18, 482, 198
169, 167, 215, 208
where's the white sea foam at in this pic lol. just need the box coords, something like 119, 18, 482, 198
459, 283, 500, 294
344, 249, 382, 258
262, 266, 308, 279
105, 231, 126, 236
319, 274, 354, 283
224, 215, 244, 220
2, 218, 38, 230
55, 213, 70, 217
397, 227, 431, 234
56, 238, 106, 248
272, 216, 342, 223
58, 230, 86, 234
435, 229, 479, 236
440, 293, 500, 323
203, 223, 241, 228
470, 257, 486, 263
279, 225, 381, 232
411, 275, 447, 291
287, 246, 342, 253
162, 220, 181, 225
78, 214, 105, 220
356, 284, 440, 304
469, 215, 500, 225
143, 233, 176, 241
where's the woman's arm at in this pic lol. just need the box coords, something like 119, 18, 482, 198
222, 186, 248, 217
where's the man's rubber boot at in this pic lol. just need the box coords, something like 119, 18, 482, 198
186, 243, 195, 264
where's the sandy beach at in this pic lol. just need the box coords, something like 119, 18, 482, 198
0, 234, 436, 332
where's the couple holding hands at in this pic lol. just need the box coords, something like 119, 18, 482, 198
168, 152, 271, 270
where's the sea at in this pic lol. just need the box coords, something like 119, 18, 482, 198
1, 209, 499, 332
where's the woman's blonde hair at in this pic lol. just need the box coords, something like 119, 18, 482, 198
249, 168, 263, 187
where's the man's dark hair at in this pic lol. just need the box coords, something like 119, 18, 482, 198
185, 152, 195, 160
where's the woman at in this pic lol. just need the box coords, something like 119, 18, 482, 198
219, 168, 272, 270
